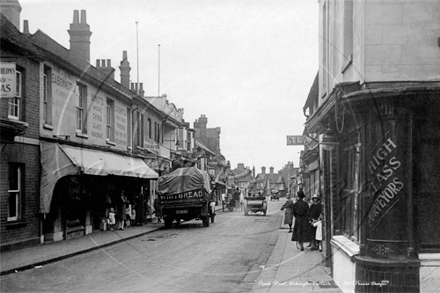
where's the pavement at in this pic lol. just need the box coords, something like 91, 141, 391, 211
0, 207, 342, 293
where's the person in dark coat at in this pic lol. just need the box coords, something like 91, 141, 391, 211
153, 198, 162, 223
117, 190, 128, 230
291, 190, 312, 251
308, 194, 322, 250
281, 195, 294, 232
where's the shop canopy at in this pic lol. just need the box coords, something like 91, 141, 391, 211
40, 141, 158, 213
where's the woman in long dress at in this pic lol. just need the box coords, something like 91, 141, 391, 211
281, 195, 294, 232
291, 190, 312, 251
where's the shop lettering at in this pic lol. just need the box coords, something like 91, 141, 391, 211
1, 84, 12, 93
370, 157, 401, 193
367, 136, 404, 228
368, 177, 404, 227
161, 190, 204, 200
368, 138, 397, 175
1, 68, 15, 74
52, 72, 73, 90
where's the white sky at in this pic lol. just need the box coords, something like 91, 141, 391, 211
20, 0, 318, 172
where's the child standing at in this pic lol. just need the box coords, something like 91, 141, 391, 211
108, 207, 116, 231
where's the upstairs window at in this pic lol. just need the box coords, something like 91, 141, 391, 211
106, 98, 115, 142
8, 69, 22, 120
43, 66, 52, 125
148, 118, 152, 139
76, 83, 87, 133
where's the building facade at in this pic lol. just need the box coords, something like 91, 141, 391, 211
0, 0, 204, 250
303, 1, 440, 292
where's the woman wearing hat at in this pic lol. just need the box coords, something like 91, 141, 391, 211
309, 194, 322, 250
291, 190, 313, 251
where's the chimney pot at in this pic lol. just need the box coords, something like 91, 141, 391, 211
80, 10, 87, 24
73, 10, 79, 24
107, 59, 111, 67
23, 20, 29, 35
96, 59, 100, 67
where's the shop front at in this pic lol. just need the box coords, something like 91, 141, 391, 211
40, 140, 158, 242
332, 83, 440, 293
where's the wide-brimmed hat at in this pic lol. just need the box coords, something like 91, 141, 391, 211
312, 194, 319, 200
297, 191, 305, 198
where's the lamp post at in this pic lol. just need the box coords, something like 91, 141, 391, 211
165, 132, 180, 150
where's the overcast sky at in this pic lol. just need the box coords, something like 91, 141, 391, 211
20, 0, 319, 172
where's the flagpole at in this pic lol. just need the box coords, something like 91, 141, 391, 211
136, 21, 139, 95
158, 44, 161, 97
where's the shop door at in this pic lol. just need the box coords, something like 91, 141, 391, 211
415, 116, 440, 251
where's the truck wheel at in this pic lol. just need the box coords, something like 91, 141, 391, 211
210, 213, 215, 223
202, 216, 210, 227
164, 217, 173, 229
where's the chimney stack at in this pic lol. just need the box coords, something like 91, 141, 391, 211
96, 59, 115, 80
270, 167, 274, 174
68, 10, 92, 63
119, 51, 131, 88
262, 167, 266, 174
0, 0, 21, 30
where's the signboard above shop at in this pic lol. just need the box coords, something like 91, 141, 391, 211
1, 62, 16, 98
286, 135, 312, 146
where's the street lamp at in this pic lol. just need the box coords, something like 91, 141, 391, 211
321, 128, 339, 151
165, 132, 180, 150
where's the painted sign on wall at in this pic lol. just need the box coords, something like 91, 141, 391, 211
0, 62, 16, 98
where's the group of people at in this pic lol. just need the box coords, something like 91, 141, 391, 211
281, 190, 322, 251
105, 190, 163, 231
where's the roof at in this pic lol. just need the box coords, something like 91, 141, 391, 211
0, 13, 44, 60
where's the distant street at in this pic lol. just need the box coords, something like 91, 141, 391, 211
1, 199, 286, 293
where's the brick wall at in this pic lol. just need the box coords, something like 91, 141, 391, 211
0, 55, 41, 251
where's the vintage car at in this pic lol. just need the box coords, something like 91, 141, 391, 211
270, 190, 280, 201
244, 196, 267, 216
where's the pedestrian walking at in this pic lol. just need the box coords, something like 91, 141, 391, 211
117, 190, 128, 230
309, 194, 322, 250
153, 198, 162, 223
291, 190, 313, 251
280, 195, 294, 232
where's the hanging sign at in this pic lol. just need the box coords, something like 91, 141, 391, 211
0, 62, 16, 98
286, 135, 312, 146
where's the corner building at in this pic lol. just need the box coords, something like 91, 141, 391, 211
304, 1, 440, 292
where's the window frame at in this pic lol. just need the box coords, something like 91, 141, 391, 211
43, 66, 53, 125
8, 164, 24, 222
76, 83, 87, 133
8, 69, 22, 120
340, 143, 361, 242
106, 98, 115, 142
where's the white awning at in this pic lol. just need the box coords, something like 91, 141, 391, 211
40, 142, 158, 213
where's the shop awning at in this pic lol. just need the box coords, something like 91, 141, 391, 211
40, 142, 158, 213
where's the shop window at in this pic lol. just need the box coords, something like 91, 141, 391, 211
8, 69, 23, 120
106, 98, 115, 142
43, 65, 53, 125
76, 83, 87, 134
8, 163, 24, 222
340, 144, 360, 242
